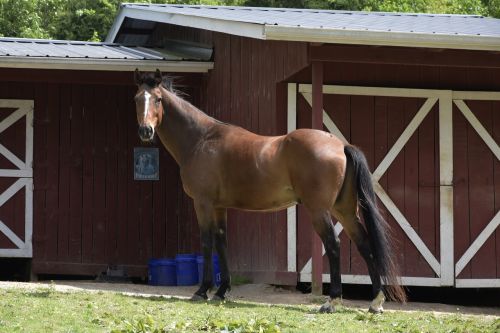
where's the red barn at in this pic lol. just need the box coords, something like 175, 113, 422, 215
1, 4, 499, 289
0, 37, 212, 278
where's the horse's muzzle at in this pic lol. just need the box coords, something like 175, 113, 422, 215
138, 125, 154, 142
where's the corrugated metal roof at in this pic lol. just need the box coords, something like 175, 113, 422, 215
107, 4, 500, 51
122, 4, 500, 37
0, 37, 213, 72
0, 37, 183, 60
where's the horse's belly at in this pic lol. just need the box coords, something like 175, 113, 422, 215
221, 184, 298, 212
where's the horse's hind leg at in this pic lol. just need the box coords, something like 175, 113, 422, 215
339, 213, 385, 313
308, 210, 343, 313
212, 208, 231, 301
333, 155, 385, 313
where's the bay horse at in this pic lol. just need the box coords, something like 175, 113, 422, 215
133, 69, 406, 313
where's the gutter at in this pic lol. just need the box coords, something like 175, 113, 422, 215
264, 25, 500, 52
0, 56, 214, 72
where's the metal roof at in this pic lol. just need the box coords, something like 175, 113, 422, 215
0, 37, 213, 72
107, 4, 500, 51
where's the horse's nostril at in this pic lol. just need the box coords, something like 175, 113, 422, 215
138, 125, 154, 140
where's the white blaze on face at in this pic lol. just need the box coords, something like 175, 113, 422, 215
143, 91, 151, 122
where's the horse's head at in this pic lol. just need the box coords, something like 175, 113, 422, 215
134, 69, 165, 142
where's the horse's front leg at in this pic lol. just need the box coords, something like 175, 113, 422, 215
191, 201, 215, 301
212, 208, 231, 301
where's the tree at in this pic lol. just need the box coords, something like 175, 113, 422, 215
0, 0, 65, 38
484, 0, 500, 17
53, 0, 117, 41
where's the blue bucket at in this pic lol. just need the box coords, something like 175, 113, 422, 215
196, 254, 221, 287
175, 254, 198, 286
148, 258, 176, 286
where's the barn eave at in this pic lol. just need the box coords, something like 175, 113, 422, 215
106, 4, 500, 52
0, 56, 214, 73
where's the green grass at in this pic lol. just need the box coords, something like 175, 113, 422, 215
0, 285, 497, 333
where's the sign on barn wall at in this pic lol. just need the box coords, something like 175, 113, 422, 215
134, 147, 159, 180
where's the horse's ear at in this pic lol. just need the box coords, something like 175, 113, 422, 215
154, 69, 162, 86
134, 68, 142, 85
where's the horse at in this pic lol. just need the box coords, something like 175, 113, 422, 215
133, 69, 406, 313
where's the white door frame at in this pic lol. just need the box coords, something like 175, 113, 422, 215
286, 84, 500, 288
0, 99, 34, 258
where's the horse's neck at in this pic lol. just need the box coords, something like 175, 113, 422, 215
156, 87, 213, 165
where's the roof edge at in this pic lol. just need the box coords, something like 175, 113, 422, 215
107, 5, 500, 52
264, 25, 500, 51
0, 56, 214, 72
106, 6, 265, 43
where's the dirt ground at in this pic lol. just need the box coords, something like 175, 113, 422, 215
1, 280, 498, 317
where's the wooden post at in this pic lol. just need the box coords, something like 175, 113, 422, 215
311, 61, 323, 296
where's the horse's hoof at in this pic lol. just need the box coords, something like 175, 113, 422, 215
210, 294, 225, 302
368, 306, 384, 314
319, 303, 334, 313
190, 293, 207, 301
368, 291, 385, 314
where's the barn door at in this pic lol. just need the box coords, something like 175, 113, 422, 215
452, 92, 500, 288
288, 84, 500, 288
288, 84, 454, 287
0, 100, 33, 257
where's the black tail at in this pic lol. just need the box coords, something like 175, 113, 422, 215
344, 145, 406, 303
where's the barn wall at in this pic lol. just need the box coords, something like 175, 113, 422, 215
151, 24, 309, 281
6, 31, 495, 284
150, 25, 499, 283
0, 68, 204, 277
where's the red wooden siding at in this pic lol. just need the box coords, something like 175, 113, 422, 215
0, 69, 204, 277
454, 100, 500, 279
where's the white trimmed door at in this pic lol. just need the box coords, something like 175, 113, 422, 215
0, 100, 33, 257
286, 84, 500, 288
452, 93, 500, 288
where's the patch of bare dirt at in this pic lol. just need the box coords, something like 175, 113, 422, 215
0, 281, 498, 317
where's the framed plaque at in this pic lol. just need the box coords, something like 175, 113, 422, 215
134, 147, 159, 180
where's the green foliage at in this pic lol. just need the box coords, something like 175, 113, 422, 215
484, 0, 500, 17
0, 0, 64, 38
0, 0, 498, 41
52, 0, 117, 41
362, 0, 488, 15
